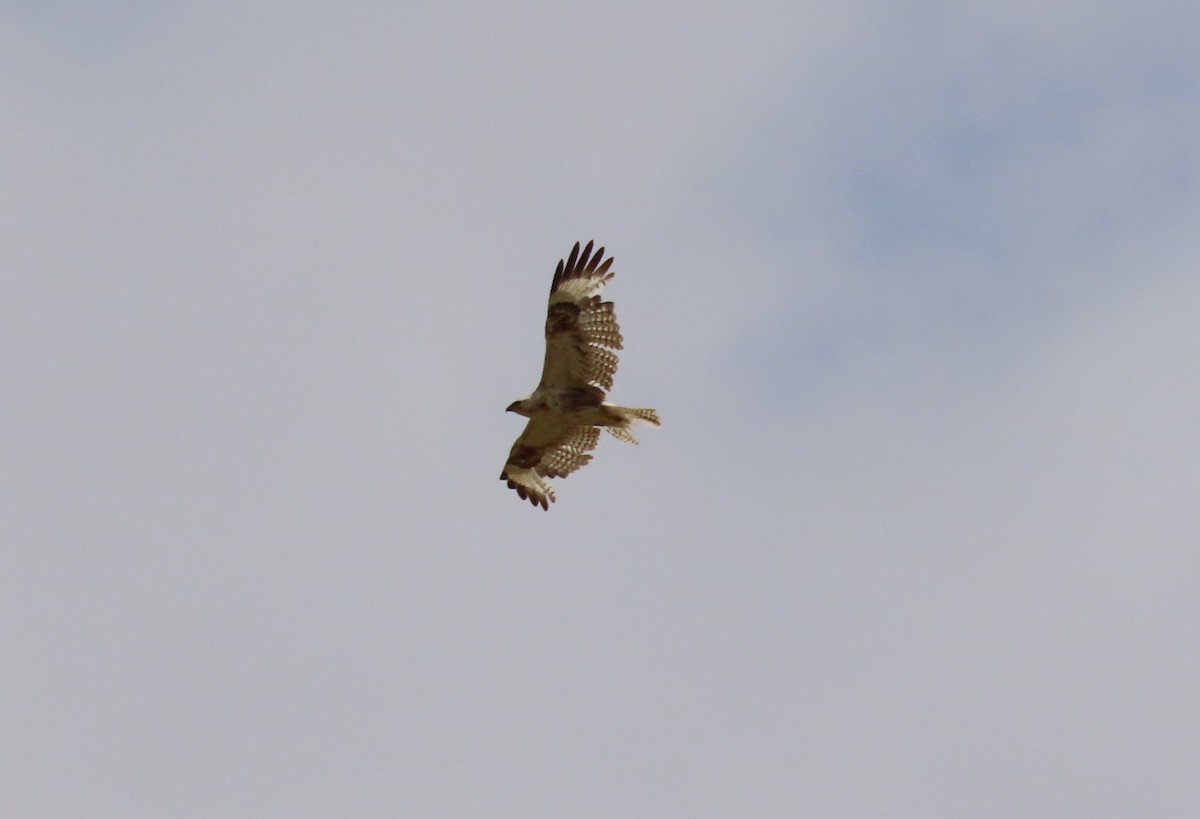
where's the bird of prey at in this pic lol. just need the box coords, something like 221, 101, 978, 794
501, 241, 660, 509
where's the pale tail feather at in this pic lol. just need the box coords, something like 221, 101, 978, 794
605, 407, 661, 444
626, 408, 660, 426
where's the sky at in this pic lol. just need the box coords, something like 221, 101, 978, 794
3, 1, 1199, 816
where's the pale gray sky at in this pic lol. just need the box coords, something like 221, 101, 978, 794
4, 2, 1199, 816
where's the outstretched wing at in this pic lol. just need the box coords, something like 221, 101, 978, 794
500, 418, 601, 510
538, 241, 623, 392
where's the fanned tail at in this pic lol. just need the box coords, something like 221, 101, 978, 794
604, 406, 662, 444
626, 408, 660, 426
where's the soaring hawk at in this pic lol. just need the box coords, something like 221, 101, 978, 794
501, 241, 660, 509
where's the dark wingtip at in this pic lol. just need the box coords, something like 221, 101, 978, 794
565, 241, 582, 274
552, 242, 582, 292
553, 240, 615, 292
577, 240, 594, 270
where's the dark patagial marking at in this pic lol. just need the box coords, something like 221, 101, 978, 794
504, 445, 542, 471
562, 386, 605, 410
545, 302, 580, 335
